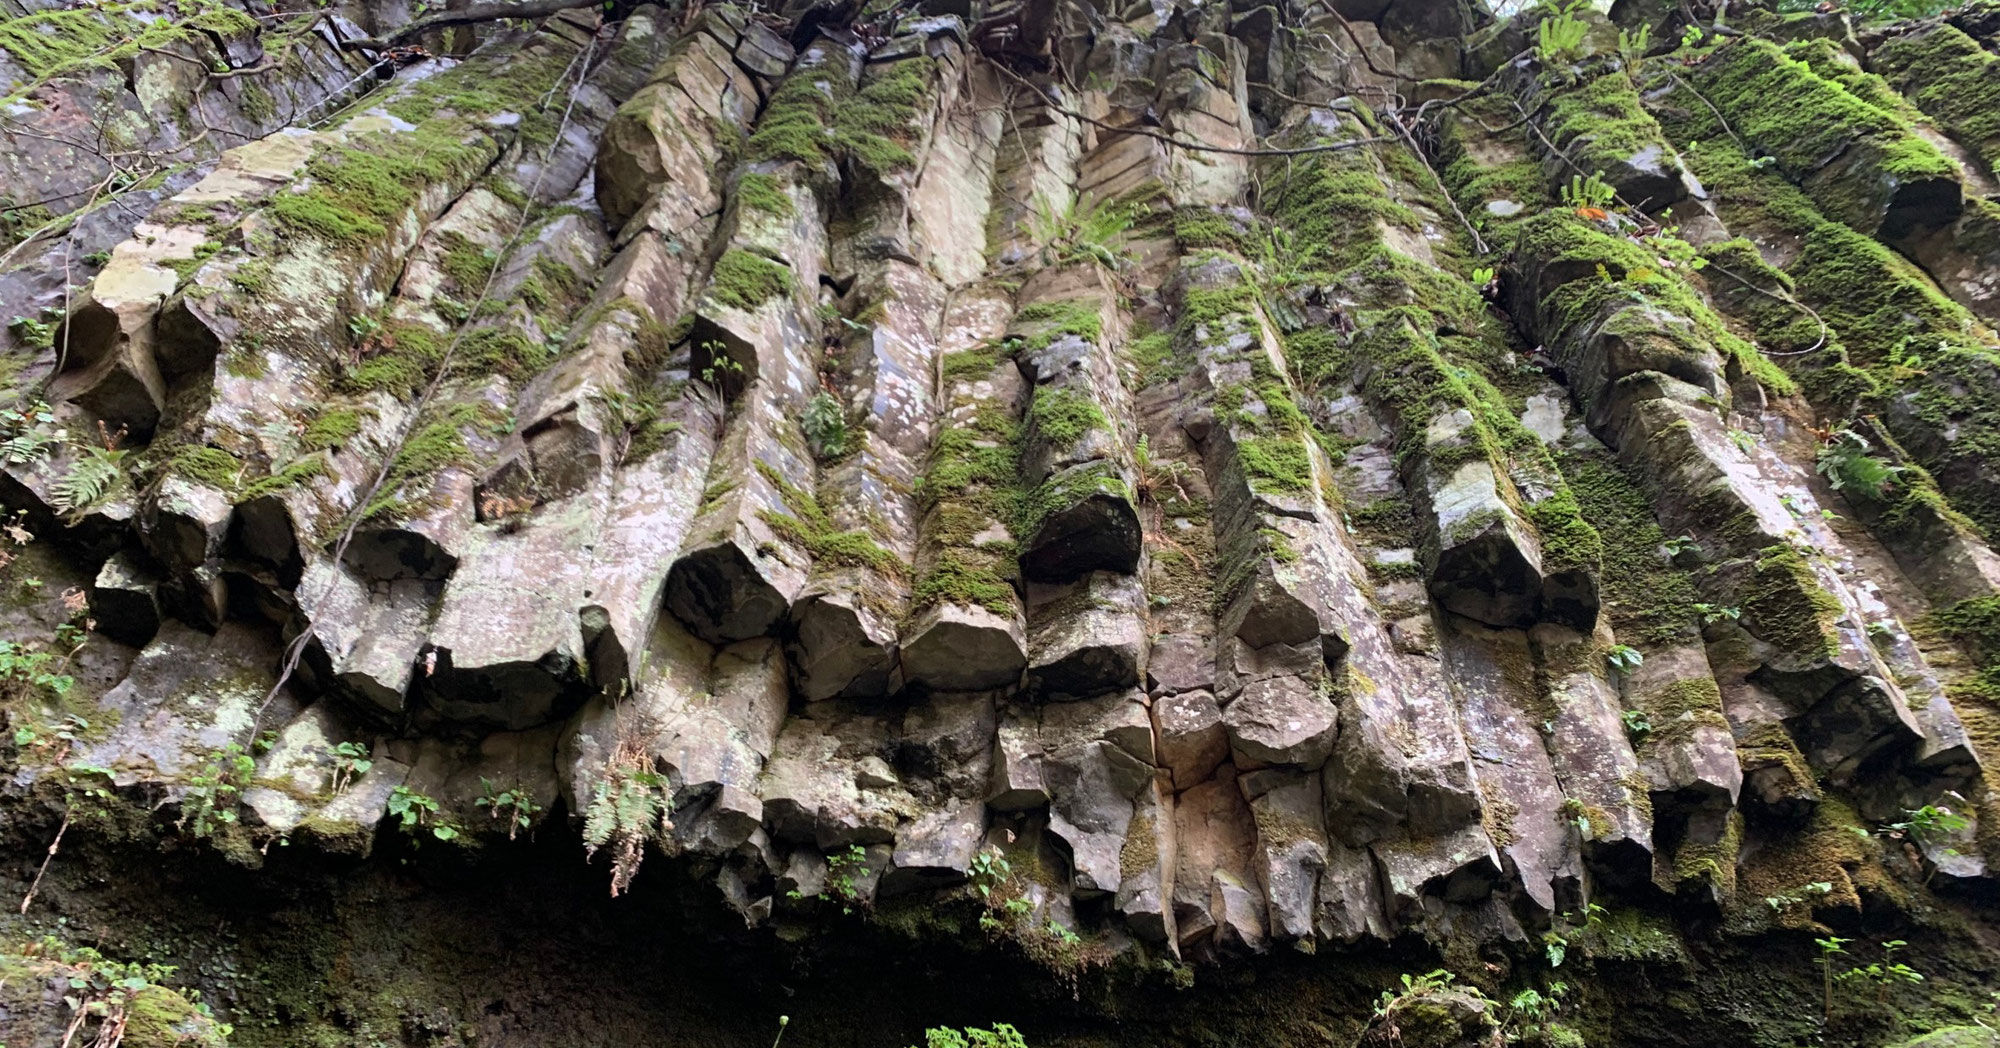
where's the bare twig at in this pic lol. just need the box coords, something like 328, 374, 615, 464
990, 62, 1393, 158
340, 0, 608, 51
19, 812, 69, 914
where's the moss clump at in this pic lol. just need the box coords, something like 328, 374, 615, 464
747, 65, 854, 166
1861, 27, 2000, 174
1014, 461, 1130, 541
0, 3, 255, 98
1540, 64, 1676, 177
437, 231, 495, 291
1739, 544, 1843, 660
1173, 208, 1249, 252
1236, 436, 1312, 495
941, 344, 1008, 384
707, 249, 792, 311
1688, 37, 1955, 230
167, 445, 244, 491
1558, 449, 1699, 643
1011, 299, 1104, 351
911, 550, 1016, 617
454, 328, 551, 382
832, 59, 930, 174
344, 323, 446, 396
754, 461, 901, 578
736, 172, 795, 219
240, 455, 328, 500
1027, 387, 1109, 450
276, 129, 486, 247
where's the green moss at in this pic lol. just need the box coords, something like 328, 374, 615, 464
1557, 449, 1700, 643
1012, 299, 1104, 351
1236, 436, 1312, 495
1541, 65, 1675, 176
736, 172, 795, 219
941, 344, 1008, 383
832, 59, 931, 174
1739, 544, 1843, 660
438, 231, 494, 291
1015, 461, 1130, 540
747, 65, 853, 166
1173, 208, 1249, 252
240, 455, 328, 500
754, 461, 902, 577
911, 549, 1016, 616
453, 328, 551, 382
1689, 37, 1955, 230
1027, 387, 1109, 450
707, 249, 793, 311
167, 445, 244, 491
344, 322, 445, 396
0, 3, 255, 97
300, 409, 363, 450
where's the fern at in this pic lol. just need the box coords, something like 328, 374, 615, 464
582, 754, 671, 897
801, 391, 848, 460
52, 447, 127, 513
1536, 1, 1590, 63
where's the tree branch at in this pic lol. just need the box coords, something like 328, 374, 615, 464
339, 0, 604, 52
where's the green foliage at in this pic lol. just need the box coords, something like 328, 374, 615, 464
475, 777, 542, 840
179, 744, 255, 839
582, 756, 670, 896
1374, 969, 1469, 1018
1605, 645, 1643, 673
53, 445, 129, 514
10, 934, 229, 1047
1536, 2, 1590, 64
909, 1024, 1026, 1048
802, 391, 848, 460
1027, 192, 1136, 270
1559, 170, 1617, 212
1617, 24, 1650, 66
328, 741, 372, 794
968, 850, 1012, 901
826, 843, 868, 913
387, 785, 459, 842
1620, 708, 1652, 742
1815, 428, 1905, 498
0, 401, 60, 466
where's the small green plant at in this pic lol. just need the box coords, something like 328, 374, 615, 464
1678, 24, 1703, 50
1561, 171, 1617, 213
1620, 708, 1653, 742
1817, 936, 1851, 1021
1694, 603, 1741, 626
347, 313, 383, 344
1606, 645, 1643, 673
1028, 191, 1136, 270
1837, 940, 1923, 1004
1816, 429, 1904, 498
1640, 226, 1708, 272
1662, 534, 1699, 556
53, 443, 130, 514
328, 741, 372, 794
0, 401, 60, 466
1044, 921, 1081, 946
1764, 880, 1833, 913
969, 850, 1012, 901
1536, 1, 1590, 63
1728, 429, 1756, 454
826, 843, 869, 912
475, 777, 543, 840
582, 746, 672, 896
179, 744, 256, 839
801, 390, 848, 460
1617, 24, 1650, 65
1471, 265, 1497, 288
697, 342, 745, 386
8, 310, 57, 348
908, 1024, 1027, 1048
1374, 969, 1467, 1018
387, 785, 459, 842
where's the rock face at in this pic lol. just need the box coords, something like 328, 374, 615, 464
4, 0, 2000, 1045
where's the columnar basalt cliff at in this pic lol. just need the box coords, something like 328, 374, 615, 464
6, 0, 2000, 1045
